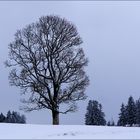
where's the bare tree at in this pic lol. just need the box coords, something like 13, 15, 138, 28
5, 15, 89, 125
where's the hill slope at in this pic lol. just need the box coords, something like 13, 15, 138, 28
0, 123, 140, 139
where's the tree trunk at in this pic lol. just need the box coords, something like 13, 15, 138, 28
52, 110, 59, 125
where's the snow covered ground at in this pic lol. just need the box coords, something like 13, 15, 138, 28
0, 123, 140, 139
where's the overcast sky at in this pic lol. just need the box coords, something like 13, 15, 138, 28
0, 1, 140, 125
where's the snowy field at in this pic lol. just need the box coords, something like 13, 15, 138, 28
0, 123, 140, 139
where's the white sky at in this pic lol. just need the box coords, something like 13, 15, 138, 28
0, 1, 140, 124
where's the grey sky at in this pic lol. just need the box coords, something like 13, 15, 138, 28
0, 1, 140, 124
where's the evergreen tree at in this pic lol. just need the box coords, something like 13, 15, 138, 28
6, 110, 12, 123
0, 113, 5, 122
0, 111, 26, 123
85, 100, 93, 125
85, 100, 106, 125
11, 111, 19, 123
98, 104, 106, 125
20, 115, 26, 123
107, 121, 111, 126
117, 103, 127, 126
126, 96, 136, 126
110, 119, 115, 126
135, 98, 140, 126
4, 111, 26, 123
107, 119, 115, 126
11, 111, 26, 123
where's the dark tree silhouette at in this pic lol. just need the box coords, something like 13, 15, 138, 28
107, 120, 115, 126
107, 121, 111, 126
0, 113, 5, 122
135, 98, 140, 126
85, 100, 106, 125
125, 96, 136, 126
117, 103, 127, 126
6, 111, 12, 123
4, 111, 26, 123
5, 15, 89, 125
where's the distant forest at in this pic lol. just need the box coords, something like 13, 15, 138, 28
0, 111, 26, 124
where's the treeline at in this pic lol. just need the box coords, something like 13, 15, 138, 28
0, 110, 26, 124
85, 96, 140, 127
118, 96, 140, 127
